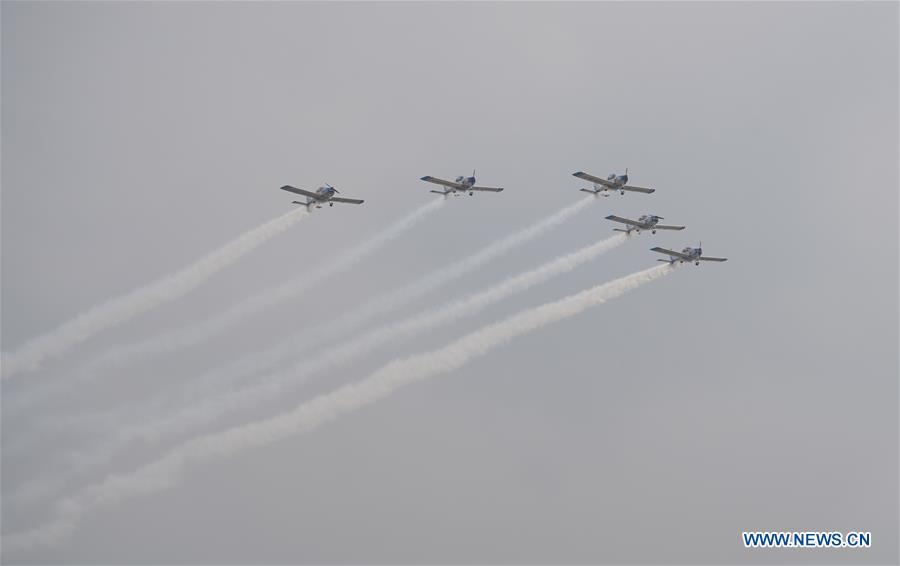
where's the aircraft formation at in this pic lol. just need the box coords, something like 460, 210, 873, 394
280, 168, 727, 265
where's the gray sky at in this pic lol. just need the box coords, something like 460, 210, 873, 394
2, 1, 897, 564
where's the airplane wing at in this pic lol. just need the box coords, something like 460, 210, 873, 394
420, 176, 465, 190
281, 185, 320, 199
330, 197, 364, 205
469, 186, 504, 192
650, 246, 694, 261
654, 224, 685, 231
699, 256, 727, 262
605, 214, 643, 227
572, 171, 615, 188
621, 185, 655, 194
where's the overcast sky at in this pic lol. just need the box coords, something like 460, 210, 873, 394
2, 1, 898, 564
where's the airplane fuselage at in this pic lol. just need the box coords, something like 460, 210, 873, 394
620, 214, 660, 233
441, 175, 477, 196
449, 175, 476, 194
667, 247, 703, 265
592, 173, 628, 196
305, 186, 337, 207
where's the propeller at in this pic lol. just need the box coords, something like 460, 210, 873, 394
625, 167, 628, 176
325, 183, 339, 193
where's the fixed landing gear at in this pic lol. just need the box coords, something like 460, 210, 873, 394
469, 191, 474, 196
652, 230, 657, 234
695, 261, 700, 266
329, 202, 334, 207
620, 190, 625, 195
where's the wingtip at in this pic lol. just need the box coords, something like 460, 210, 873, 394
420, 176, 431, 181
573, 171, 584, 177
604, 214, 615, 220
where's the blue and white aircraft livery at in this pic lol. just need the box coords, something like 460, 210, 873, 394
280, 183, 364, 209
605, 214, 685, 235
651, 243, 727, 266
420, 170, 504, 196
573, 168, 655, 196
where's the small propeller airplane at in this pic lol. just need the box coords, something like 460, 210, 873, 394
280, 184, 364, 209
420, 170, 504, 196
605, 214, 685, 235
573, 169, 655, 196
651, 243, 727, 266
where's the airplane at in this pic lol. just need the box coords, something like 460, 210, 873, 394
573, 169, 655, 196
651, 243, 727, 266
280, 184, 364, 209
605, 214, 685, 235
420, 170, 504, 196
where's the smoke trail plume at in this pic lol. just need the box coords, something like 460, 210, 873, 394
2, 263, 674, 554
5, 198, 444, 409
11, 232, 629, 506
2, 209, 308, 380
4, 197, 596, 508
7, 196, 589, 417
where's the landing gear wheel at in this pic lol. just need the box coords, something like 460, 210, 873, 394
652, 230, 657, 234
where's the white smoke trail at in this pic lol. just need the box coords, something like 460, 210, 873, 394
4, 197, 597, 509
2, 209, 308, 380
10, 232, 630, 507
7, 196, 591, 419
1, 263, 674, 554
4, 198, 445, 411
